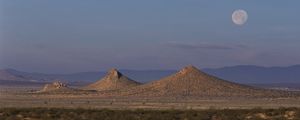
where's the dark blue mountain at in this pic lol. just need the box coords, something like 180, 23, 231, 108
203, 65, 300, 84
3, 68, 175, 84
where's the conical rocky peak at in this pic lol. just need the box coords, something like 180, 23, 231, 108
107, 68, 122, 79
83, 68, 141, 91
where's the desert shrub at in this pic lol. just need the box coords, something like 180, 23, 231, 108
0, 107, 299, 120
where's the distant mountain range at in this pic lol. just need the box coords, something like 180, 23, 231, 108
0, 68, 175, 83
1, 65, 300, 86
203, 65, 300, 84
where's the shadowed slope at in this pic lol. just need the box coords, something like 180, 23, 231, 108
83, 68, 141, 91
0, 69, 27, 81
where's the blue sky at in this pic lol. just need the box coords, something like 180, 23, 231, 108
0, 0, 300, 73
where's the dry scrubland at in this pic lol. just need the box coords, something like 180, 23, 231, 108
1, 86, 300, 110
0, 107, 299, 120
0, 66, 300, 110
1, 66, 300, 119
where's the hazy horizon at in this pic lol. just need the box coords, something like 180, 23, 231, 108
1, 0, 300, 73
2, 64, 300, 75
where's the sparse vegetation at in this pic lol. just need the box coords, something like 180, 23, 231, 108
0, 107, 299, 120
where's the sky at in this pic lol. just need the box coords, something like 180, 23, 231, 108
0, 0, 300, 73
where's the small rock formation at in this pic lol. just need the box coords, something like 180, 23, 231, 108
83, 68, 141, 91
41, 81, 68, 92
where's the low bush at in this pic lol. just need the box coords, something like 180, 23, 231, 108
0, 107, 299, 120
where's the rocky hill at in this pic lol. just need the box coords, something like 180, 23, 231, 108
117, 66, 294, 98
83, 68, 141, 91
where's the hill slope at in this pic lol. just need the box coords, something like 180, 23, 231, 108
118, 66, 294, 98
0, 69, 28, 81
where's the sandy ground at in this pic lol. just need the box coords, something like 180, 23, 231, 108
1, 86, 300, 110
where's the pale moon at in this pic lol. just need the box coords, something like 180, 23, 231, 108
232, 9, 248, 25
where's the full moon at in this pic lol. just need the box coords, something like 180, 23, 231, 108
232, 9, 248, 25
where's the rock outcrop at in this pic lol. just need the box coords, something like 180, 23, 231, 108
40, 81, 69, 92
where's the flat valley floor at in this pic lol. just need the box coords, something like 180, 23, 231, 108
1, 86, 300, 110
